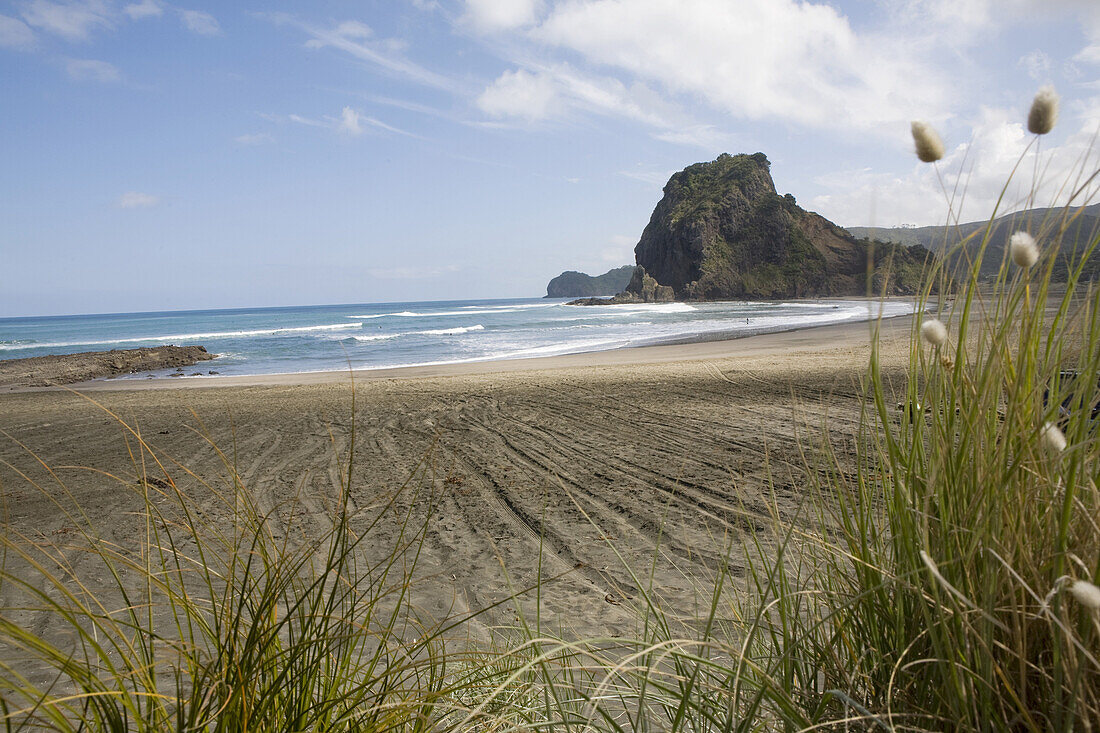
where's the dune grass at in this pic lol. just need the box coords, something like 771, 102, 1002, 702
2, 90, 1099, 731
0, 395, 543, 731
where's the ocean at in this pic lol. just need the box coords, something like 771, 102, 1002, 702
0, 297, 916, 380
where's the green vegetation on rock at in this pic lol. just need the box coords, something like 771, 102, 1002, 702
635, 153, 932, 299
545, 265, 636, 298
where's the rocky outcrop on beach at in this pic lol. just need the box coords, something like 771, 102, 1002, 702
566, 266, 675, 305
546, 265, 636, 297
0, 345, 216, 388
632, 153, 930, 299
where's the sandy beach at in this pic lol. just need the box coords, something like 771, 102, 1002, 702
0, 315, 913, 652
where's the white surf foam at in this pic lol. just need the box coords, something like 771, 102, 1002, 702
350, 324, 485, 342
419, 324, 485, 336
0, 322, 364, 351
350, 305, 555, 319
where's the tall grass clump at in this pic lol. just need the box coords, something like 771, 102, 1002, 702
0, 395, 528, 731
503, 89, 1100, 731
733, 92, 1100, 729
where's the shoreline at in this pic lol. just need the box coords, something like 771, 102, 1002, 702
2, 311, 916, 394
0, 309, 915, 643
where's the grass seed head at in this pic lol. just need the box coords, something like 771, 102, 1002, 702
1041, 422, 1067, 453
1069, 580, 1100, 610
911, 121, 945, 163
1010, 231, 1039, 268
1028, 85, 1059, 135
920, 318, 948, 347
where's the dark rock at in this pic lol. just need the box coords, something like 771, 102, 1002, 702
633, 153, 930, 299
546, 265, 636, 298
0, 345, 217, 388
567, 266, 677, 305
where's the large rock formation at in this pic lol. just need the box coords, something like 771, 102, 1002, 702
633, 153, 929, 299
546, 265, 636, 297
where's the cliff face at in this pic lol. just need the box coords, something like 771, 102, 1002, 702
546, 265, 636, 297
634, 153, 929, 299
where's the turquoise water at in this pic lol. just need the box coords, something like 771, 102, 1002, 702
0, 297, 916, 380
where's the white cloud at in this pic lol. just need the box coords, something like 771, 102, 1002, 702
65, 58, 120, 82
524, 0, 945, 131
22, 0, 113, 40
0, 14, 36, 48
1076, 45, 1100, 65
477, 68, 558, 120
117, 191, 159, 208
463, 0, 541, 32
178, 9, 219, 35
338, 106, 363, 135
811, 104, 1100, 227
235, 132, 275, 145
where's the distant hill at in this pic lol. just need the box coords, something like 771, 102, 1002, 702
847, 203, 1100, 280
545, 265, 636, 297
633, 153, 929, 299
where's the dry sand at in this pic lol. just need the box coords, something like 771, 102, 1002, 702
0, 316, 913, 658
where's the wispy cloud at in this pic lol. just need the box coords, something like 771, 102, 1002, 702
235, 132, 275, 145
1018, 49, 1052, 80
0, 14, 36, 48
476, 60, 732, 148
117, 191, 159, 208
16, 0, 218, 46
66, 58, 120, 82
22, 0, 114, 40
123, 0, 163, 20
270, 14, 459, 92
363, 94, 451, 118
178, 8, 219, 35
618, 167, 677, 187
283, 106, 422, 139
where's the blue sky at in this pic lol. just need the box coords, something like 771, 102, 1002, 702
2, 0, 1098, 317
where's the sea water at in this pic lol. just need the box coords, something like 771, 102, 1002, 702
0, 297, 916, 380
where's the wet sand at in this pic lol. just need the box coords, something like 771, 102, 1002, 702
0, 315, 912, 653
